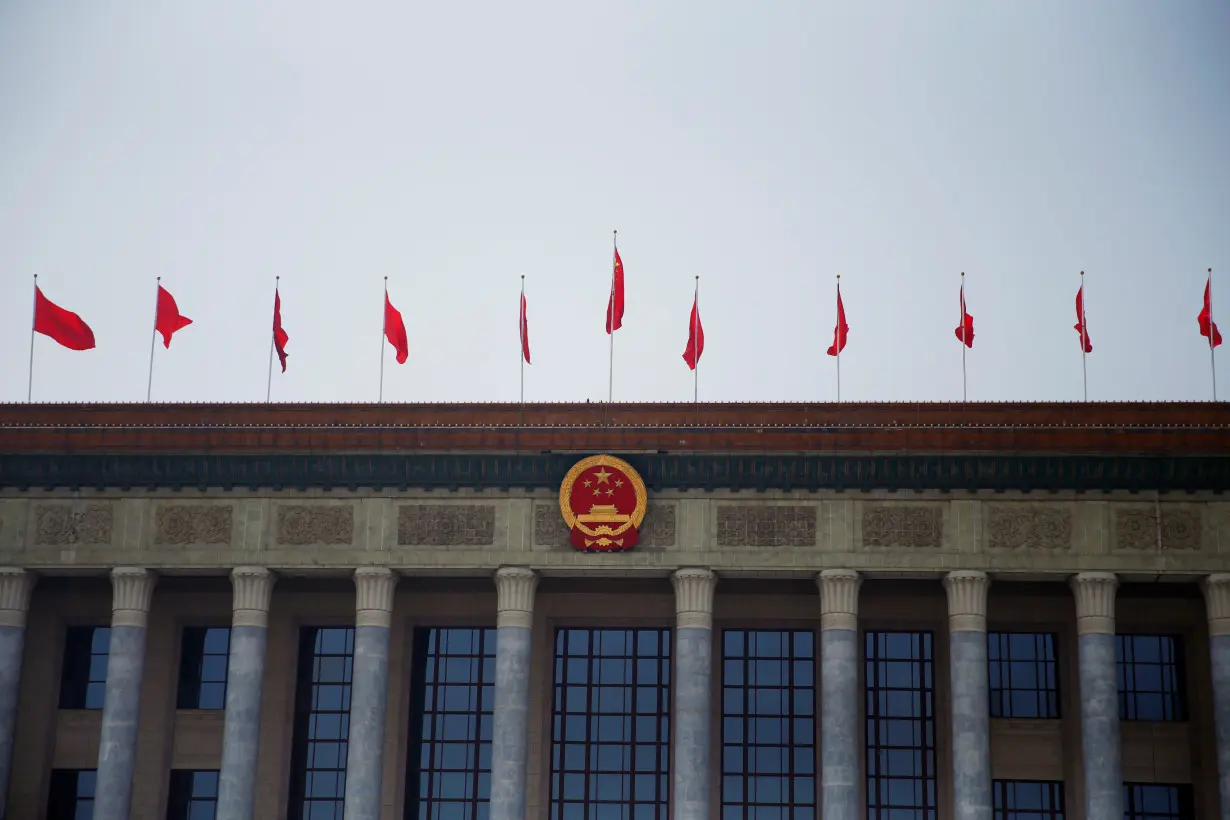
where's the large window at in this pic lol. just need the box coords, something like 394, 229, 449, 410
1117, 635, 1185, 721
288, 627, 354, 820
721, 630, 816, 820
177, 627, 230, 710
406, 627, 496, 820
992, 780, 1064, 819
1123, 783, 1193, 819
550, 628, 671, 820
865, 631, 936, 820
166, 770, 219, 820
59, 626, 110, 710
47, 769, 96, 820
988, 633, 1059, 719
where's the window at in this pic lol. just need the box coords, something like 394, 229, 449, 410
405, 627, 496, 820
550, 628, 671, 820
1123, 783, 1193, 819
721, 630, 816, 820
287, 627, 354, 820
992, 780, 1064, 819
166, 770, 219, 820
988, 633, 1059, 718
865, 631, 936, 820
59, 626, 110, 710
177, 627, 230, 710
1117, 635, 1185, 721
47, 769, 96, 820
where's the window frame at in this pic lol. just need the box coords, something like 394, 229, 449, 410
1116, 633, 1187, 722
47, 769, 96, 820
166, 769, 220, 820
286, 626, 356, 820
986, 631, 1061, 720
176, 626, 231, 711
991, 778, 1066, 819
1122, 782, 1194, 819
58, 625, 111, 710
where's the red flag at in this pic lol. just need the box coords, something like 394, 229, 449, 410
33, 286, 95, 351
154, 285, 192, 348
519, 292, 531, 364
955, 282, 974, 348
384, 294, 409, 364
682, 293, 704, 370
826, 288, 848, 356
1199, 278, 1222, 349
1074, 284, 1092, 353
606, 248, 625, 333
272, 288, 289, 372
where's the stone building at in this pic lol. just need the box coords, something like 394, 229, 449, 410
0, 401, 1227, 820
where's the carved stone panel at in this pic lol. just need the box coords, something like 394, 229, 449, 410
986, 504, 1072, 551
1114, 505, 1203, 552
33, 503, 113, 546
155, 505, 233, 546
716, 505, 816, 548
533, 504, 571, 549
639, 503, 677, 548
862, 504, 944, 549
533, 502, 675, 550
276, 505, 354, 546
397, 505, 495, 547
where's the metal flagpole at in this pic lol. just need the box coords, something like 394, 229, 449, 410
835, 275, 841, 403
960, 272, 967, 403
379, 277, 388, 403
27, 274, 37, 403
520, 274, 526, 417
1080, 271, 1088, 402
1209, 268, 1218, 401
146, 276, 161, 402
266, 276, 278, 403
608, 230, 617, 406
693, 275, 700, 418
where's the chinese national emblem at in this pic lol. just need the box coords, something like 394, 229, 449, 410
559, 454, 648, 552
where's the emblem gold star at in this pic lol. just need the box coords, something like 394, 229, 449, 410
583, 479, 592, 488
594, 468, 613, 484
614, 479, 624, 488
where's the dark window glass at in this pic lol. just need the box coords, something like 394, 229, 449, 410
405, 627, 496, 820
287, 627, 354, 820
1123, 783, 1193, 819
992, 780, 1065, 819
550, 628, 672, 820
1116, 635, 1185, 721
47, 769, 96, 820
988, 633, 1060, 719
166, 770, 219, 820
59, 627, 110, 710
177, 627, 231, 710
865, 631, 936, 820
721, 630, 817, 820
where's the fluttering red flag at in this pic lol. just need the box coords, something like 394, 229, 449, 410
826, 288, 848, 356
955, 282, 974, 348
682, 292, 704, 370
384, 294, 409, 364
606, 248, 625, 334
1199, 278, 1222, 349
154, 285, 192, 348
33, 286, 95, 351
1074, 284, 1092, 353
272, 288, 290, 372
520, 291, 531, 364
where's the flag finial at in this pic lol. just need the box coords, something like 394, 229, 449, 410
1080, 270, 1084, 277
521, 274, 525, 281
960, 271, 965, 278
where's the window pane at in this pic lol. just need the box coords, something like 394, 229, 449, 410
288, 628, 354, 820
47, 769, 98, 820
178, 627, 231, 710
59, 627, 110, 710
992, 779, 1064, 819
1117, 636, 1186, 721
987, 633, 1060, 719
1124, 783, 1192, 820
865, 631, 936, 820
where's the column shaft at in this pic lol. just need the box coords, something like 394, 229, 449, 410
945, 571, 992, 820
0, 568, 33, 819
818, 569, 861, 820
490, 567, 538, 820
343, 567, 397, 820
1203, 574, 1230, 820
1072, 572, 1123, 820
670, 568, 716, 820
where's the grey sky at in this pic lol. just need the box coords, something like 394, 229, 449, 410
2, 2, 1228, 405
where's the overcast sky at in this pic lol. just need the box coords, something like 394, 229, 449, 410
2, 2, 1228, 405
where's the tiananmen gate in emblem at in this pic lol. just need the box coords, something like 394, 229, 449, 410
558, 454, 647, 552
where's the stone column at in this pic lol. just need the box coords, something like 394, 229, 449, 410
1071, 572, 1123, 820
671, 567, 717, 820
490, 566, 539, 820
343, 567, 398, 820
217, 567, 275, 820
0, 568, 34, 816
1204, 574, 1230, 820
817, 569, 861, 820
94, 567, 157, 820
944, 571, 992, 820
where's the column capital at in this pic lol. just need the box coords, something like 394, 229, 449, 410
494, 566, 538, 629
353, 567, 397, 628
110, 567, 156, 628
231, 567, 276, 628
816, 569, 861, 631
1070, 571, 1117, 635
1204, 574, 1230, 637
671, 567, 717, 630
944, 570, 990, 632
0, 568, 35, 628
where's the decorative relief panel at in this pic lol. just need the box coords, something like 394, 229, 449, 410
533, 503, 570, 549
1114, 505, 1203, 552
716, 505, 816, 548
638, 503, 677, 548
33, 503, 113, 546
861, 504, 944, 549
276, 504, 354, 546
397, 504, 495, 547
986, 504, 1072, 551
155, 505, 233, 545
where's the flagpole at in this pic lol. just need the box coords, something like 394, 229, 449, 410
1080, 270, 1088, 402
1210, 268, 1218, 401
266, 276, 278, 403
520, 274, 526, 419
835, 275, 841, 403
960, 272, 967, 403
380, 277, 388, 403
27, 274, 37, 403
693, 275, 700, 418
608, 230, 617, 407
146, 277, 161, 403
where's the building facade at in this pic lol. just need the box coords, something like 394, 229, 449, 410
0, 402, 1227, 820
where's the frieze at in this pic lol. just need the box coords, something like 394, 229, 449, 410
639, 503, 677, 548
155, 504, 233, 546
862, 504, 944, 549
716, 505, 816, 548
986, 504, 1072, 551
276, 504, 354, 546
1114, 505, 1203, 552
397, 504, 495, 547
533, 503, 571, 549
33, 503, 113, 546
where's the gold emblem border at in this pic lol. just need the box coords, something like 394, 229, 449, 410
559, 454, 648, 531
